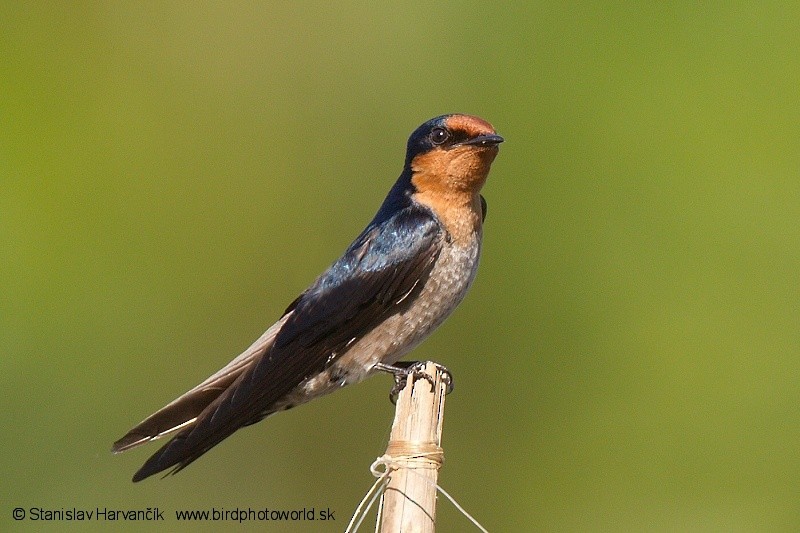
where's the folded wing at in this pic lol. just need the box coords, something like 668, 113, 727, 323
125, 205, 443, 481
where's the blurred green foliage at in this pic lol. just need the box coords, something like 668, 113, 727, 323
2, 2, 799, 531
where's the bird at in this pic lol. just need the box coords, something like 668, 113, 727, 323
112, 114, 503, 482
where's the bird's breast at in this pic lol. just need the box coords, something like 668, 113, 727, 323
292, 230, 482, 401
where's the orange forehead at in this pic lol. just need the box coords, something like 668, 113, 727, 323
443, 114, 496, 137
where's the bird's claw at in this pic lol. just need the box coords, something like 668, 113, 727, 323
375, 361, 454, 404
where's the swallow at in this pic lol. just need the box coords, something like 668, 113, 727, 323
113, 114, 503, 482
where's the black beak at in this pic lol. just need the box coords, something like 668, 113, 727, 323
461, 134, 504, 147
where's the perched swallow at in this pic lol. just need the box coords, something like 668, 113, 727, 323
113, 114, 503, 482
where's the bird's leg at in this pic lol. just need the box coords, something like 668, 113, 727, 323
374, 361, 454, 404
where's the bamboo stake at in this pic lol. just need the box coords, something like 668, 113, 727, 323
378, 362, 448, 532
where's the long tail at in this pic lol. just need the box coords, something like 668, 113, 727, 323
112, 319, 285, 470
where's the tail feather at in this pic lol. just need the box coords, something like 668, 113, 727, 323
113, 318, 286, 455
112, 388, 227, 453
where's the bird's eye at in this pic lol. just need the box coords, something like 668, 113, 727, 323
429, 127, 450, 145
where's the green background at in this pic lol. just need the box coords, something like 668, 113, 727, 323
3, 3, 799, 531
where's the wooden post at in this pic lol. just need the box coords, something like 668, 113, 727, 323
378, 362, 448, 532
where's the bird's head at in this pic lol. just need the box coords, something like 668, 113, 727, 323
405, 114, 503, 196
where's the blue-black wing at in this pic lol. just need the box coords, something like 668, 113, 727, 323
130, 204, 443, 481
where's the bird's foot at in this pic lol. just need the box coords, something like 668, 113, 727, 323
374, 361, 454, 404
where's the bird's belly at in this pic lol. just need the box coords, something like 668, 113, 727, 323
283, 237, 481, 406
